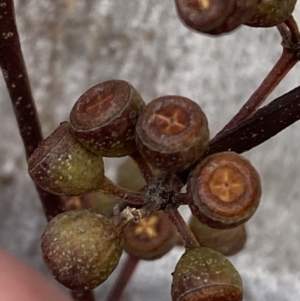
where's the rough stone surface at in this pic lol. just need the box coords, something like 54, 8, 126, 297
0, 1, 300, 300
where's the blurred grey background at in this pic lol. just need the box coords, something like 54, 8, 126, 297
0, 1, 300, 300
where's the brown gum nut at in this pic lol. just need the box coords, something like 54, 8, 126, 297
203, 0, 260, 35
188, 215, 247, 256
171, 247, 243, 301
70, 80, 145, 157
135, 95, 209, 173
244, 0, 297, 27
188, 151, 261, 229
28, 122, 105, 196
175, 0, 235, 32
123, 211, 176, 260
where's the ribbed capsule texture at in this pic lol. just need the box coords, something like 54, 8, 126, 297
70, 79, 145, 157
28, 122, 105, 195
41, 209, 124, 291
171, 247, 243, 301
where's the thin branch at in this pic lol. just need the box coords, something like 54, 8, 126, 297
99, 177, 145, 206
176, 193, 190, 205
205, 85, 300, 156
167, 208, 199, 248
0, 2, 76, 300
130, 151, 155, 183
285, 15, 300, 44
213, 17, 300, 142
277, 23, 290, 42
106, 255, 140, 301
0, 0, 66, 221
0, 0, 42, 157
213, 48, 298, 141
177, 85, 300, 184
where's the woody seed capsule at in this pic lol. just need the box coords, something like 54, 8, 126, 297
28, 122, 105, 195
171, 247, 243, 301
41, 209, 124, 291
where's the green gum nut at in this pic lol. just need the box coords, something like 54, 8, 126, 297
171, 247, 243, 301
244, 0, 297, 27
28, 122, 104, 195
41, 209, 124, 291
189, 216, 247, 256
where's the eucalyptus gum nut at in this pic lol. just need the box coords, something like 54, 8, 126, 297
174, 0, 236, 33
174, 0, 259, 36
244, 0, 297, 27
203, 0, 260, 35
28, 122, 105, 195
123, 211, 177, 260
187, 152, 261, 229
188, 215, 247, 256
171, 247, 243, 301
70, 79, 146, 157
41, 209, 124, 291
135, 95, 209, 173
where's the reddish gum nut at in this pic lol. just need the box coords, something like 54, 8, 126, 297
70, 79, 145, 157
175, 0, 260, 35
28, 122, 104, 195
171, 247, 243, 301
135, 95, 209, 172
175, 0, 235, 32
187, 152, 261, 229
204, 0, 259, 35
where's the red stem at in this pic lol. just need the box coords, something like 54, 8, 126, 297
0, 0, 66, 221
99, 177, 145, 206
130, 151, 155, 183
106, 255, 140, 301
212, 47, 298, 142
0, 1, 90, 300
167, 209, 199, 248
285, 15, 300, 44
0, 0, 42, 158
205, 84, 300, 156
176, 193, 190, 205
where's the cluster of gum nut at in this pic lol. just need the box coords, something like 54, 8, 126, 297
27, 1, 298, 300
28, 79, 260, 301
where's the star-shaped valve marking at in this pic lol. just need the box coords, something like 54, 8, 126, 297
199, 0, 210, 10
208, 166, 246, 203
83, 93, 114, 115
134, 215, 160, 239
154, 105, 189, 135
